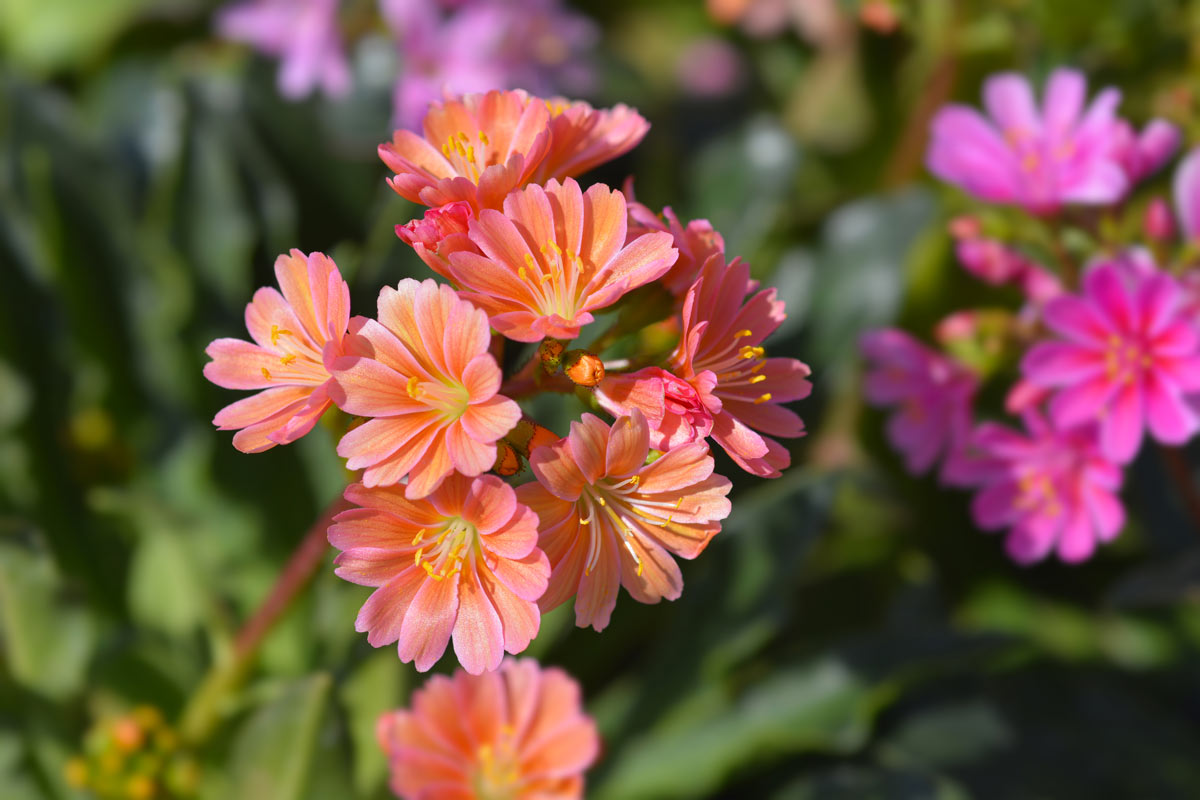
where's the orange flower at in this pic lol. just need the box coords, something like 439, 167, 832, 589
377, 658, 599, 800
516, 411, 731, 631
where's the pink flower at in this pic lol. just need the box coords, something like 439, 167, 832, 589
395, 200, 476, 278
967, 411, 1125, 564
1172, 146, 1200, 241
379, 89, 650, 214
516, 411, 732, 631
1144, 196, 1176, 242
329, 278, 521, 498
216, 0, 350, 98
1021, 261, 1200, 463
860, 328, 977, 478
626, 196, 725, 296
927, 69, 1129, 214
380, 89, 555, 212
954, 238, 1062, 304
446, 178, 677, 342
329, 477, 548, 674
597, 367, 716, 450
1112, 118, 1179, 184
377, 658, 599, 799
204, 250, 349, 453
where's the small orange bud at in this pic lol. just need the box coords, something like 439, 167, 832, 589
505, 417, 560, 458
527, 423, 560, 453
111, 716, 144, 753
563, 351, 604, 387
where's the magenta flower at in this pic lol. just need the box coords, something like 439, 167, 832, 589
967, 412, 1125, 564
927, 69, 1128, 214
1172, 146, 1200, 241
860, 329, 978, 479
1112, 118, 1179, 185
1021, 261, 1200, 463
216, 0, 350, 99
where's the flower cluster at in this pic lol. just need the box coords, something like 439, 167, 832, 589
215, 0, 595, 127
204, 88, 810, 796
864, 67, 1200, 564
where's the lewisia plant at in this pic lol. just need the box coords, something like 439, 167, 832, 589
864, 65, 1200, 565
203, 88, 811, 793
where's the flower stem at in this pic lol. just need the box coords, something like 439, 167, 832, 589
177, 495, 349, 744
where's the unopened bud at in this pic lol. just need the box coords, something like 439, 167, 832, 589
111, 716, 144, 753
1144, 196, 1175, 241
505, 418, 560, 458
947, 215, 981, 240
563, 351, 605, 387
859, 0, 898, 33
537, 338, 566, 373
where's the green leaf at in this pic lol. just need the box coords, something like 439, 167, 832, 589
0, 0, 152, 74
127, 529, 206, 636
218, 674, 332, 800
0, 540, 96, 700
339, 652, 408, 796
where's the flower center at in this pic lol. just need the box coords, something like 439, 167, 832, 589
518, 240, 584, 322
472, 729, 521, 800
1014, 471, 1062, 517
577, 478, 686, 578
1103, 333, 1151, 384
440, 130, 491, 183
696, 329, 772, 405
412, 517, 478, 581
405, 377, 472, 421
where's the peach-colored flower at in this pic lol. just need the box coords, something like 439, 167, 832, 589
330, 477, 549, 675
531, 97, 651, 184
516, 411, 731, 631
446, 178, 677, 342
626, 197, 725, 296
380, 89, 554, 212
377, 658, 599, 799
395, 199, 476, 279
597, 256, 812, 477
204, 249, 349, 453
330, 278, 521, 498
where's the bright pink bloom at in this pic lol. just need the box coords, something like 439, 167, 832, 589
860, 328, 977, 478
446, 178, 677, 342
1144, 196, 1176, 242
1021, 261, 1200, 463
216, 0, 350, 98
329, 477, 548, 675
966, 411, 1125, 564
330, 278, 521, 498
955, 238, 1062, 305
1172, 146, 1200, 241
1112, 118, 1179, 184
516, 411, 732, 631
204, 250, 349, 453
530, 98, 651, 184
597, 367, 716, 451
626, 198, 725, 296
396, 200, 477, 278
927, 69, 1128, 214
377, 658, 599, 799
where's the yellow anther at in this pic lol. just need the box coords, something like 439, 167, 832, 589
261, 367, 272, 380
478, 131, 489, 145
406, 375, 422, 398
518, 267, 528, 281
674, 497, 683, 508
637, 560, 644, 577
739, 345, 765, 360
549, 240, 562, 256
414, 547, 425, 567
735, 329, 753, 338
596, 495, 606, 506
1141, 355, 1153, 367
466, 145, 475, 163
457, 131, 469, 143
280, 354, 297, 366
754, 393, 773, 405
629, 475, 640, 485
750, 361, 766, 373
540, 272, 554, 283
750, 374, 767, 384
442, 143, 452, 158
270, 325, 292, 345
412, 529, 425, 545
579, 516, 590, 525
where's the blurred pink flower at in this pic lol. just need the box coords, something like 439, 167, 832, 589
204, 250, 349, 453
1021, 261, 1200, 463
860, 328, 977, 479
216, 0, 350, 98
446, 178, 677, 342
1172, 146, 1200, 241
1144, 196, 1176, 242
382, 0, 598, 130
966, 411, 1125, 564
927, 69, 1129, 214
330, 278, 521, 498
1112, 118, 1179, 184
377, 658, 599, 799
516, 411, 732, 631
330, 476, 548, 674
954, 238, 1062, 304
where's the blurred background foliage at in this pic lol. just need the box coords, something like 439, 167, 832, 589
4, 0, 1200, 798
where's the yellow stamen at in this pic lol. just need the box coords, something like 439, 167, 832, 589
414, 547, 425, 567
261, 367, 271, 380
406, 376, 421, 398
750, 362, 766, 374
735, 329, 752, 338
412, 529, 425, 545
739, 345, 765, 360
280, 354, 297, 366
478, 131, 489, 145
754, 393, 773, 405
750, 374, 767, 384
270, 325, 292, 345
519, 267, 528, 281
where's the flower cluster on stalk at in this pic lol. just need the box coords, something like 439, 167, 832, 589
204, 88, 811, 798
864, 67, 1200, 564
